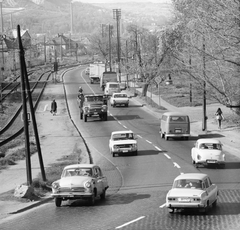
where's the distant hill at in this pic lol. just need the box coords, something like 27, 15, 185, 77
3, 0, 173, 37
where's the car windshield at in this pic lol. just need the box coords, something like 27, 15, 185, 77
199, 143, 221, 150
173, 179, 203, 189
62, 168, 92, 177
112, 133, 134, 141
114, 94, 127, 98
86, 96, 103, 102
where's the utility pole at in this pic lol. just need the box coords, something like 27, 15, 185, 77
113, 9, 121, 82
18, 25, 32, 186
108, 24, 112, 72
202, 35, 207, 133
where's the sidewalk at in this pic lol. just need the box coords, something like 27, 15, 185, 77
0, 80, 240, 222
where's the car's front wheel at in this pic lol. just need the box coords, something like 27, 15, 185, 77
89, 192, 96, 205
100, 189, 106, 200
168, 208, 175, 214
55, 198, 62, 207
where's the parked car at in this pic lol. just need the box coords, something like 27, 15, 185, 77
104, 82, 121, 96
109, 130, 138, 157
191, 138, 225, 168
110, 92, 129, 107
159, 112, 190, 140
51, 164, 109, 207
166, 173, 218, 214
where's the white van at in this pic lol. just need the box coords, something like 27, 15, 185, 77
159, 112, 190, 141
104, 82, 121, 96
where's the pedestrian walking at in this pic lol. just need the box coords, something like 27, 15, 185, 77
215, 107, 224, 129
51, 99, 57, 116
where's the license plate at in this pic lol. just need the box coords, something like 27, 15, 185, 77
123, 150, 128, 152
175, 129, 182, 133
179, 198, 190, 202
207, 160, 216, 163
94, 112, 98, 115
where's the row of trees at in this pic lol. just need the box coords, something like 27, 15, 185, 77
89, 0, 240, 114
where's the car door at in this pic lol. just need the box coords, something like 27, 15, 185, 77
204, 177, 215, 205
94, 167, 104, 195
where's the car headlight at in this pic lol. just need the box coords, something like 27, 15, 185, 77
113, 145, 118, 149
84, 106, 89, 112
52, 182, 60, 189
84, 181, 91, 189
132, 144, 137, 149
102, 105, 107, 111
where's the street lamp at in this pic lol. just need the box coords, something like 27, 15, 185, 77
0, 0, 4, 113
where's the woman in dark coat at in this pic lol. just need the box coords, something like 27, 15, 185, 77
51, 99, 57, 116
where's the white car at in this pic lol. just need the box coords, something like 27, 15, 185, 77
191, 139, 225, 168
110, 93, 129, 107
109, 130, 138, 157
166, 173, 218, 214
51, 164, 109, 207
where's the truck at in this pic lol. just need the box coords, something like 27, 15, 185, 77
89, 63, 105, 84
100, 71, 118, 91
78, 94, 108, 122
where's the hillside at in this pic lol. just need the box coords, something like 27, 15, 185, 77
3, 0, 173, 37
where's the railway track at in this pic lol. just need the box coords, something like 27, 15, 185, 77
0, 69, 52, 146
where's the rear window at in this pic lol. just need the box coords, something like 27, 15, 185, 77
114, 94, 127, 98
109, 84, 119, 88
169, 116, 187, 122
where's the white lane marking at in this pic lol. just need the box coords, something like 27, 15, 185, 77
118, 121, 122, 125
173, 162, 181, 168
137, 135, 142, 138
123, 125, 127, 129
159, 203, 166, 208
44, 104, 48, 111
154, 146, 162, 151
116, 216, 145, 229
146, 140, 152, 144
164, 154, 171, 159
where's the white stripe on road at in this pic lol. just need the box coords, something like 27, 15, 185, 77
123, 125, 127, 129
137, 135, 142, 138
146, 140, 152, 144
154, 146, 162, 151
159, 203, 166, 208
173, 162, 181, 168
164, 154, 171, 159
116, 216, 145, 229
44, 104, 48, 111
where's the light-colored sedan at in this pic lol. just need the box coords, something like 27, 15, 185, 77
110, 92, 129, 107
166, 173, 218, 214
51, 164, 109, 207
109, 130, 138, 157
191, 139, 225, 168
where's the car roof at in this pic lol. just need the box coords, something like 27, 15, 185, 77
197, 139, 222, 144
162, 112, 189, 117
64, 164, 97, 170
174, 173, 208, 181
111, 130, 133, 135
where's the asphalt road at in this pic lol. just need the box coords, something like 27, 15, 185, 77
1, 66, 240, 230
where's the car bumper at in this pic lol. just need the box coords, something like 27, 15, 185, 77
51, 192, 93, 199
165, 134, 190, 137
113, 149, 137, 154
196, 159, 225, 165
166, 202, 205, 209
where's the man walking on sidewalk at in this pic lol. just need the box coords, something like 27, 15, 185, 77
51, 99, 57, 116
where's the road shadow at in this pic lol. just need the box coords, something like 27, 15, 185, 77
108, 115, 141, 121
114, 150, 159, 157
198, 133, 225, 138
64, 193, 151, 207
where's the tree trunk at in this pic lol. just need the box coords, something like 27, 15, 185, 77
142, 83, 149, 96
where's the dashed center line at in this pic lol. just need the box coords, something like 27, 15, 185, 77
164, 153, 171, 159
116, 216, 145, 229
146, 140, 152, 144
